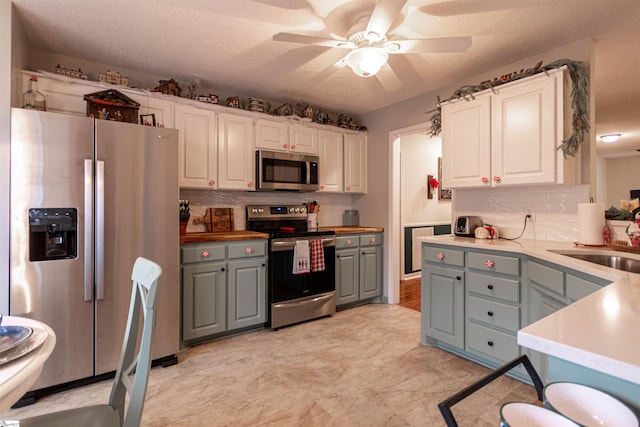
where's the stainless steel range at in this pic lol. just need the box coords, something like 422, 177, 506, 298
246, 204, 336, 329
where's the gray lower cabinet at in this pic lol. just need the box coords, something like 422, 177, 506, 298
182, 239, 267, 342
336, 233, 382, 307
526, 257, 610, 382
465, 251, 522, 367
422, 242, 612, 382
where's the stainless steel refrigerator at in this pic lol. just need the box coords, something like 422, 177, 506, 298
9, 108, 179, 391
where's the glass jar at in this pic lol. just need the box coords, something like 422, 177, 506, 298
22, 75, 47, 111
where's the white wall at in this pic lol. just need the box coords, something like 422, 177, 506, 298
400, 133, 450, 226
605, 156, 640, 208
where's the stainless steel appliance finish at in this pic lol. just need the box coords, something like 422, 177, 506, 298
246, 204, 336, 329
9, 108, 179, 391
548, 250, 640, 274
255, 150, 319, 192
454, 216, 483, 237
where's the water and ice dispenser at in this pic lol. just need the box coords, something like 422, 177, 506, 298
29, 208, 78, 261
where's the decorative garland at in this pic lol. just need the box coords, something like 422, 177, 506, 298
426, 59, 589, 158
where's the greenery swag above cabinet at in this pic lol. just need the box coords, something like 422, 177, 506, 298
441, 67, 580, 189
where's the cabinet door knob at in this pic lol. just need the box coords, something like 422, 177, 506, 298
487, 311, 494, 317
291, 144, 296, 150
209, 180, 216, 186
221, 267, 225, 271
481, 177, 489, 184
487, 341, 494, 347
493, 175, 501, 183
262, 263, 266, 267
283, 143, 288, 149
487, 284, 494, 290
456, 276, 461, 281
247, 182, 253, 188
337, 254, 341, 258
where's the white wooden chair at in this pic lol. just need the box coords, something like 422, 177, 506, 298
19, 257, 163, 427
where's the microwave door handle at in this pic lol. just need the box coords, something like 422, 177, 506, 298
306, 161, 311, 185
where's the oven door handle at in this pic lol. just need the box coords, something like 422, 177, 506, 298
271, 237, 336, 251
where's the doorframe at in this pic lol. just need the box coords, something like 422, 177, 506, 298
388, 121, 431, 304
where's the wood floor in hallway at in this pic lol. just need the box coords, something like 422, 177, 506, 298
399, 277, 421, 312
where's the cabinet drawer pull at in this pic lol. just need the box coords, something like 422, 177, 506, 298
485, 260, 494, 268
346, 239, 352, 245
487, 311, 494, 317
456, 276, 461, 281
487, 341, 494, 347
245, 247, 253, 254
487, 284, 494, 290
437, 252, 444, 260
201, 250, 209, 257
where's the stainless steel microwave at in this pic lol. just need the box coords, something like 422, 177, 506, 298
256, 150, 319, 191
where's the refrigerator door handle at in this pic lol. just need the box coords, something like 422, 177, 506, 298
96, 160, 105, 300
84, 159, 94, 302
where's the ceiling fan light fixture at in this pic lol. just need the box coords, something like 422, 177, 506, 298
345, 47, 388, 78
600, 133, 621, 143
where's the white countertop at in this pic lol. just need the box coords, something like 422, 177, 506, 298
418, 235, 640, 385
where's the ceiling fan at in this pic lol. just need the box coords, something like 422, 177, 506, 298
272, 0, 472, 79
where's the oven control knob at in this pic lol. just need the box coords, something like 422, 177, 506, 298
294, 208, 300, 213
251, 208, 257, 214
289, 208, 295, 213
300, 207, 306, 213
258, 208, 264, 214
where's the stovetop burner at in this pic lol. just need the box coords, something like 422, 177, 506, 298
246, 204, 333, 238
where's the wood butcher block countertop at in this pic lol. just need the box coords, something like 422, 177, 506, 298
319, 226, 384, 234
180, 230, 269, 244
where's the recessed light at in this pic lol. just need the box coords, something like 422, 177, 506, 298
600, 134, 621, 143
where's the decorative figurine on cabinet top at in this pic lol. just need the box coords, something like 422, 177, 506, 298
155, 79, 182, 97
84, 89, 140, 123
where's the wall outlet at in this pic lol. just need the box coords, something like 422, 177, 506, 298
525, 209, 536, 222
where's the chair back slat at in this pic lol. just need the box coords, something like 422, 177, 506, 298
109, 257, 162, 427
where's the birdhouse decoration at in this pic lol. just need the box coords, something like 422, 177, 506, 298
155, 79, 182, 97
84, 89, 140, 123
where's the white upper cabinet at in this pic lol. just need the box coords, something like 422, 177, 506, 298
442, 92, 491, 188
255, 119, 289, 152
442, 67, 578, 189
289, 123, 318, 155
344, 133, 367, 194
217, 113, 254, 190
175, 104, 217, 189
127, 93, 174, 129
318, 129, 344, 192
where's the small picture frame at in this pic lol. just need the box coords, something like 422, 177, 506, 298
438, 157, 452, 201
140, 114, 156, 126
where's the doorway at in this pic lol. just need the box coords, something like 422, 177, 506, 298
388, 123, 450, 305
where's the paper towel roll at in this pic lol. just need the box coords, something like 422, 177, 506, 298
577, 203, 605, 245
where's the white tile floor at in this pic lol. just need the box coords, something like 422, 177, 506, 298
2, 304, 536, 426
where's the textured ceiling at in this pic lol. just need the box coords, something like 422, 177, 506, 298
10, 0, 640, 157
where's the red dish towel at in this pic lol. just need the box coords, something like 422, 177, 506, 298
310, 239, 325, 272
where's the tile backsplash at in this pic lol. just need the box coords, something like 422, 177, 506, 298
454, 184, 591, 242
179, 190, 354, 233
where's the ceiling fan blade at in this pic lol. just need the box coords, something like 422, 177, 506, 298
375, 62, 403, 92
388, 37, 472, 53
273, 32, 353, 48
366, 0, 408, 41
